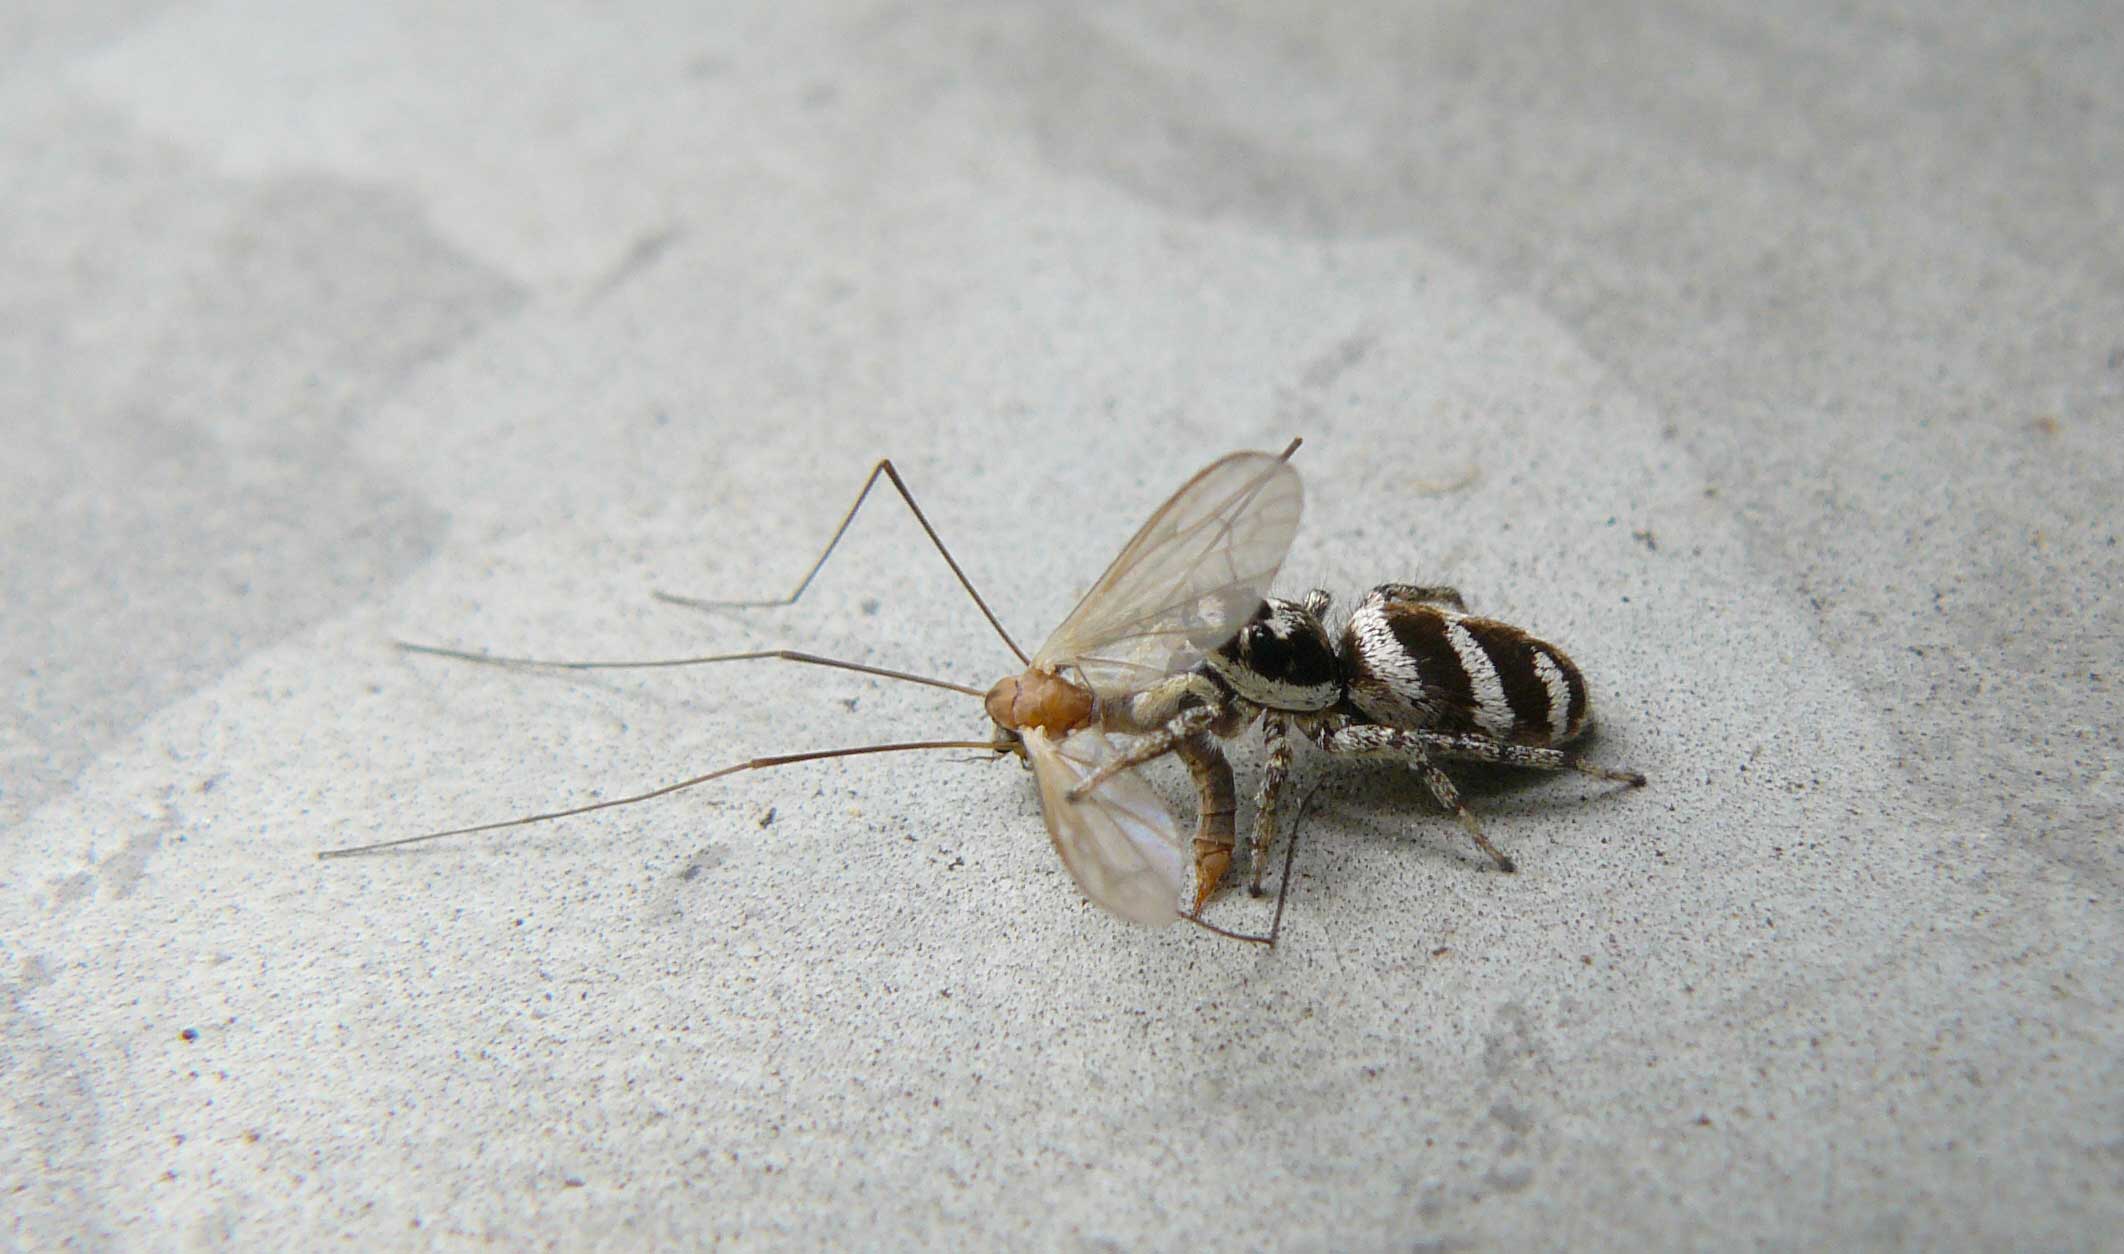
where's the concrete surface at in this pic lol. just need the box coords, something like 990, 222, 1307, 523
4, 2, 2119, 1248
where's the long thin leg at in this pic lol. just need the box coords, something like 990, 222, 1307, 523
1247, 714, 1293, 895
1312, 723, 1516, 871
654, 458, 1029, 664
393, 641, 984, 698
318, 739, 999, 859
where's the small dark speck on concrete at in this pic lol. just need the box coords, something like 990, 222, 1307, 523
563, 1176, 585, 1188
758, 806, 776, 829
860, 597, 880, 616
843, 697, 860, 712
1632, 529, 1658, 551
180, 1028, 199, 1042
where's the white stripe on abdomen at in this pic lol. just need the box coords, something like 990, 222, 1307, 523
1446, 621, 1515, 739
1532, 648, 1573, 741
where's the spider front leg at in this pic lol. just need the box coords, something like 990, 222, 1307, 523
1065, 704, 1218, 802
1109, 671, 1229, 733
1067, 697, 1242, 911
1312, 723, 1517, 872
1057, 705, 1235, 910
1246, 714, 1294, 895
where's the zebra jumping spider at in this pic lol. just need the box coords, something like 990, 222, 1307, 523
1075, 583, 1645, 895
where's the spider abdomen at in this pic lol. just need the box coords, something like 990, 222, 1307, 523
1342, 592, 1588, 747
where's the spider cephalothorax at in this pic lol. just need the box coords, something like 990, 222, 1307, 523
1205, 598, 1342, 713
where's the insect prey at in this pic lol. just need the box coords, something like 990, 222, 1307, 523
321, 442, 1307, 940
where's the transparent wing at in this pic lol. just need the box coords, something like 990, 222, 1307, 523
1026, 727, 1187, 926
1034, 450, 1302, 700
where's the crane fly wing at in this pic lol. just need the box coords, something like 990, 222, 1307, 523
1025, 727, 1187, 926
1034, 450, 1302, 700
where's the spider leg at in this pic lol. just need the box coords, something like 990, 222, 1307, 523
1310, 723, 1516, 872
1416, 731, 1645, 786
1246, 713, 1295, 895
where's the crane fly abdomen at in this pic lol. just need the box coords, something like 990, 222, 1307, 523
984, 670, 1097, 737
1172, 727, 1237, 912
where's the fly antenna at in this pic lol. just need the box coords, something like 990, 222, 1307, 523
1277, 437, 1303, 461
394, 641, 984, 698
318, 739, 1001, 859
653, 458, 1030, 665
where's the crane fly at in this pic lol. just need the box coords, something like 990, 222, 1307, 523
322, 441, 1306, 941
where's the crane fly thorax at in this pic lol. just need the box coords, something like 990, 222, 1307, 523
984, 669, 1096, 737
